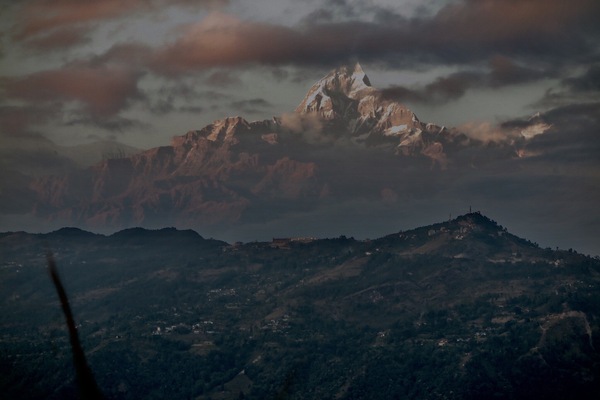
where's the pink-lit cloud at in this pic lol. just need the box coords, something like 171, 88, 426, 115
149, 13, 310, 74
10, 0, 591, 84
433, 0, 598, 41
12, 0, 146, 41
20, 26, 91, 51
141, 0, 599, 75
4, 65, 143, 117
11, 0, 230, 49
3, 0, 599, 128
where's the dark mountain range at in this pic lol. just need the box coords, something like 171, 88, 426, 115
23, 64, 541, 234
1, 213, 599, 399
0, 138, 140, 216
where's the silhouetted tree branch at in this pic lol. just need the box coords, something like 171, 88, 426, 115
47, 251, 104, 400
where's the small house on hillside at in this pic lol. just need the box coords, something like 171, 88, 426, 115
271, 238, 291, 249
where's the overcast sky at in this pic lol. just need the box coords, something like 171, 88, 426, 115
1, 0, 598, 148
1, 0, 599, 253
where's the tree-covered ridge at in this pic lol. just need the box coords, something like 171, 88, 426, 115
1, 214, 599, 399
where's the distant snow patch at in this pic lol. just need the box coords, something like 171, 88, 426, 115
521, 123, 551, 139
385, 124, 408, 136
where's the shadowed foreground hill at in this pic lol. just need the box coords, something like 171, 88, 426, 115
1, 213, 599, 399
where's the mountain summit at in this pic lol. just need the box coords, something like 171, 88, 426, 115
295, 64, 465, 164
26, 64, 529, 232
296, 63, 374, 117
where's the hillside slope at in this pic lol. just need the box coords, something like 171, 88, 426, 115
1, 213, 599, 399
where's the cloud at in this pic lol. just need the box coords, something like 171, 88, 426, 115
472, 102, 600, 160
532, 65, 600, 109
36, 0, 591, 90
12, 1, 146, 41
140, 80, 232, 115
457, 121, 519, 143
0, 104, 61, 136
378, 72, 479, 104
64, 114, 148, 133
563, 65, 600, 93
3, 64, 144, 117
230, 98, 272, 115
524, 103, 600, 162
457, 99, 600, 148
7, 0, 599, 81
146, 13, 388, 74
19, 26, 91, 51
422, 0, 600, 59
179, 106, 204, 113
138, 0, 599, 78
148, 98, 176, 115
11, 0, 230, 49
380, 56, 551, 105
279, 112, 329, 144
156, 80, 205, 100
149, 13, 311, 74
268, 67, 290, 82
487, 55, 549, 86
300, 0, 406, 24
416, 71, 483, 102
433, 0, 594, 38
205, 70, 243, 87
167, 0, 229, 9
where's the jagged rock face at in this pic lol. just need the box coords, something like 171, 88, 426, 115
297, 64, 416, 132
28, 64, 524, 230
296, 63, 374, 120
295, 63, 463, 164
31, 115, 322, 228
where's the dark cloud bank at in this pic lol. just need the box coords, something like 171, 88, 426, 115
3, 0, 599, 132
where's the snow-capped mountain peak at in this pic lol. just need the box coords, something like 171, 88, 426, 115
293, 63, 457, 167
348, 62, 372, 95
295, 63, 376, 118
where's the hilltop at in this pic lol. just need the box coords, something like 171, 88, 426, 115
1, 213, 599, 399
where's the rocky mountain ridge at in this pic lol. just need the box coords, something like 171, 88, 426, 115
27, 64, 538, 232
295, 63, 471, 160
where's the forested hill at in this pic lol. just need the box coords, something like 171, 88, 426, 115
1, 213, 599, 399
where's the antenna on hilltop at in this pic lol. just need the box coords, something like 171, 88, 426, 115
469, 205, 472, 213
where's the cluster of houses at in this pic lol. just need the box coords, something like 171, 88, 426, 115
152, 320, 216, 336
270, 237, 316, 249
